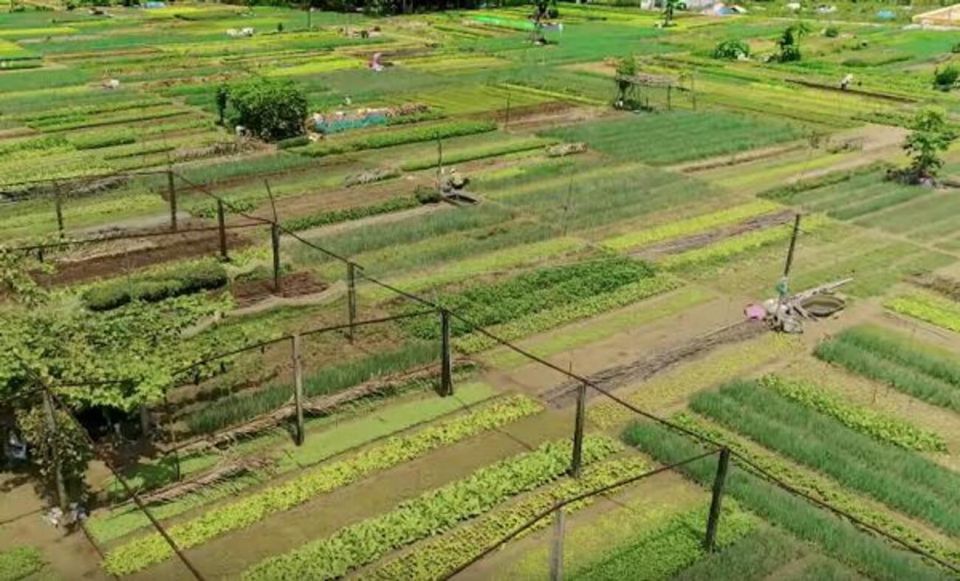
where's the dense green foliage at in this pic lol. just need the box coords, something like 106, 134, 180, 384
815, 325, 960, 413
0, 547, 44, 581
673, 528, 805, 581
624, 422, 953, 581
227, 77, 309, 141
243, 436, 620, 580
712, 39, 750, 60
690, 380, 960, 535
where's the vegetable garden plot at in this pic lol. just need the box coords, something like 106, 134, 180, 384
815, 325, 960, 414
888, 291, 960, 335
689, 380, 960, 536
542, 111, 803, 165
625, 423, 956, 581
102, 395, 543, 575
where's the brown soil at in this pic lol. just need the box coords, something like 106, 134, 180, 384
36, 229, 248, 286
231, 271, 329, 309
635, 210, 796, 260
541, 320, 767, 407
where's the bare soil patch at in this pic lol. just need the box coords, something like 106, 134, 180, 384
231, 271, 328, 309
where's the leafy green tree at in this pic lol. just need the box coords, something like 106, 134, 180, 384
775, 22, 809, 62
901, 107, 956, 183
662, 0, 679, 27
614, 56, 637, 108
226, 78, 308, 142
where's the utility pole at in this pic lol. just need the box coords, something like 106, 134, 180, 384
703, 448, 731, 552
42, 389, 67, 511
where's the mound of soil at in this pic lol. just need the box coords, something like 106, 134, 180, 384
231, 271, 328, 308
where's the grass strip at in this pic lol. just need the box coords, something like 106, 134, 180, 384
815, 329, 960, 413
242, 436, 622, 580
759, 375, 946, 452
103, 394, 543, 575
673, 527, 806, 581
0, 547, 44, 581
602, 200, 782, 252
623, 421, 953, 581
887, 292, 960, 335
570, 501, 757, 581
400, 139, 549, 172
672, 412, 960, 566
371, 455, 649, 580
691, 380, 960, 536
88, 381, 496, 544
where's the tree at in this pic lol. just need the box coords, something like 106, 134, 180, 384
900, 107, 956, 183
775, 22, 808, 63
614, 56, 637, 109
215, 85, 229, 126
662, 0, 679, 27
225, 78, 308, 142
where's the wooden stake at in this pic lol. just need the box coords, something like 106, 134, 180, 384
703, 448, 731, 552
549, 508, 565, 581
570, 381, 586, 478
167, 169, 177, 232
440, 309, 453, 397
216, 200, 228, 261
292, 334, 305, 446
347, 263, 357, 343
271, 223, 282, 294
53, 183, 64, 239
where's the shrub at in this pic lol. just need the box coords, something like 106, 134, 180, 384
712, 39, 750, 60
933, 65, 958, 91
823, 26, 839, 38
226, 78, 308, 142
0, 547, 45, 581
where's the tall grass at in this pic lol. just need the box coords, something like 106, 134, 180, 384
815, 326, 960, 413
673, 527, 805, 581
690, 380, 960, 536
623, 422, 953, 581
184, 340, 439, 434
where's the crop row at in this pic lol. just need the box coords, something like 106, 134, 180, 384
0, 547, 44, 581
298, 120, 497, 158
82, 260, 227, 312
571, 501, 757, 580
457, 275, 680, 353
364, 237, 587, 302
690, 380, 960, 536
400, 138, 549, 172
371, 455, 650, 580
242, 436, 621, 580
672, 412, 960, 567
401, 257, 656, 340
886, 291, 960, 334
661, 214, 829, 271
814, 325, 960, 413
589, 333, 799, 429
672, 528, 807, 581
183, 341, 440, 435
103, 394, 543, 575
282, 196, 420, 233
624, 422, 953, 581
602, 200, 782, 252
758, 375, 946, 452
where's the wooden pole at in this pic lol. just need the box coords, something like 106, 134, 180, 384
504, 90, 512, 131
691, 72, 697, 111
292, 334, 305, 446
667, 84, 672, 111
436, 133, 443, 196
271, 223, 282, 294
549, 508, 565, 581
164, 393, 181, 482
783, 213, 802, 279
346, 263, 357, 343
53, 184, 64, 239
440, 309, 453, 397
42, 390, 67, 511
217, 200, 228, 261
570, 381, 586, 478
703, 448, 731, 552
167, 169, 177, 232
